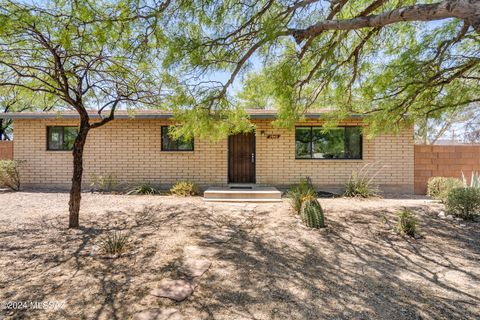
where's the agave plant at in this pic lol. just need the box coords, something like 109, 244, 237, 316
462, 171, 480, 190
127, 184, 160, 195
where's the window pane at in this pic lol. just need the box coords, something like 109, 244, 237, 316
162, 126, 193, 151
312, 127, 345, 159
63, 127, 78, 150
178, 139, 193, 150
295, 127, 311, 158
345, 127, 362, 159
48, 127, 63, 150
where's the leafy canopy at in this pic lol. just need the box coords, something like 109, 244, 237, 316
164, 0, 480, 136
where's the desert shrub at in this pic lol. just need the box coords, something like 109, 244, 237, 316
127, 184, 159, 195
287, 177, 317, 213
395, 209, 417, 237
99, 231, 129, 257
170, 180, 200, 196
0, 160, 24, 191
445, 187, 480, 220
89, 173, 118, 192
427, 177, 463, 202
300, 196, 325, 228
344, 171, 379, 198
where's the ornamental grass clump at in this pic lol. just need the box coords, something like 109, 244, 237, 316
300, 195, 325, 229
99, 231, 129, 257
344, 163, 381, 198
287, 177, 317, 214
395, 208, 417, 237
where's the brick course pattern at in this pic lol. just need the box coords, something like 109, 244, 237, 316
0, 141, 13, 160
13, 118, 414, 193
414, 145, 480, 194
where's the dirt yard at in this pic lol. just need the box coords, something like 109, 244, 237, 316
0, 192, 479, 320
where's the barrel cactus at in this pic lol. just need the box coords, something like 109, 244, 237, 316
300, 196, 325, 229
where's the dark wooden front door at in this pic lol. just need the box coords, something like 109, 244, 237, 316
228, 132, 255, 183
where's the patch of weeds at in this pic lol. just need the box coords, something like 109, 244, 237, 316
395, 208, 417, 237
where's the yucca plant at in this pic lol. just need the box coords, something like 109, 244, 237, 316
395, 209, 417, 237
462, 171, 480, 190
99, 231, 129, 257
300, 195, 325, 229
127, 184, 160, 195
287, 177, 317, 214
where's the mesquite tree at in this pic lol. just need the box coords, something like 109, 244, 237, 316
0, 0, 168, 227
165, 0, 479, 136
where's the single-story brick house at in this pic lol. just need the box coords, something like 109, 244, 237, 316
0, 110, 414, 193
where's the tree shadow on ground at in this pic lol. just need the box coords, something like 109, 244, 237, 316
1, 199, 479, 320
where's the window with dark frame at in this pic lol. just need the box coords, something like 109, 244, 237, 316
161, 126, 194, 151
295, 126, 362, 159
47, 126, 78, 151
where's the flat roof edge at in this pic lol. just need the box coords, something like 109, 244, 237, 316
0, 112, 365, 120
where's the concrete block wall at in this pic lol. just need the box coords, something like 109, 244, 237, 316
13, 118, 414, 193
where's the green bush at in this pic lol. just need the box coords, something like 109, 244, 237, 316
89, 173, 118, 192
170, 180, 200, 196
427, 177, 463, 202
287, 177, 317, 214
344, 171, 378, 198
0, 160, 24, 191
395, 209, 417, 237
300, 196, 325, 229
99, 231, 129, 257
445, 187, 480, 220
127, 184, 159, 195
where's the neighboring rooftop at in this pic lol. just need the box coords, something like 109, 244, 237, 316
0, 109, 362, 119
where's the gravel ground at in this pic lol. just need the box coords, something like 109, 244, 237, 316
0, 191, 479, 319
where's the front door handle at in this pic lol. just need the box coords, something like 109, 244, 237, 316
251, 153, 255, 163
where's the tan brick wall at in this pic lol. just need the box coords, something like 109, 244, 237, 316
255, 120, 414, 193
13, 118, 414, 193
414, 145, 480, 194
0, 141, 13, 160
13, 119, 227, 188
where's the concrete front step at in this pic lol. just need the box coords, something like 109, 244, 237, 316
203, 186, 282, 202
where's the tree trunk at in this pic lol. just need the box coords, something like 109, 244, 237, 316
68, 117, 90, 228
0, 119, 4, 140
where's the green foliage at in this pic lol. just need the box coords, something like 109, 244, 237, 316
0, 160, 23, 191
287, 177, 317, 213
445, 187, 480, 220
99, 231, 129, 257
344, 165, 380, 198
427, 177, 463, 202
89, 173, 118, 193
127, 184, 160, 195
462, 171, 480, 190
300, 196, 325, 229
170, 180, 200, 196
395, 209, 417, 237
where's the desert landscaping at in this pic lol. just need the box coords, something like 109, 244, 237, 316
1, 192, 479, 320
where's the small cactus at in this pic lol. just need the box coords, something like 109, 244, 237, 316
300, 196, 325, 228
